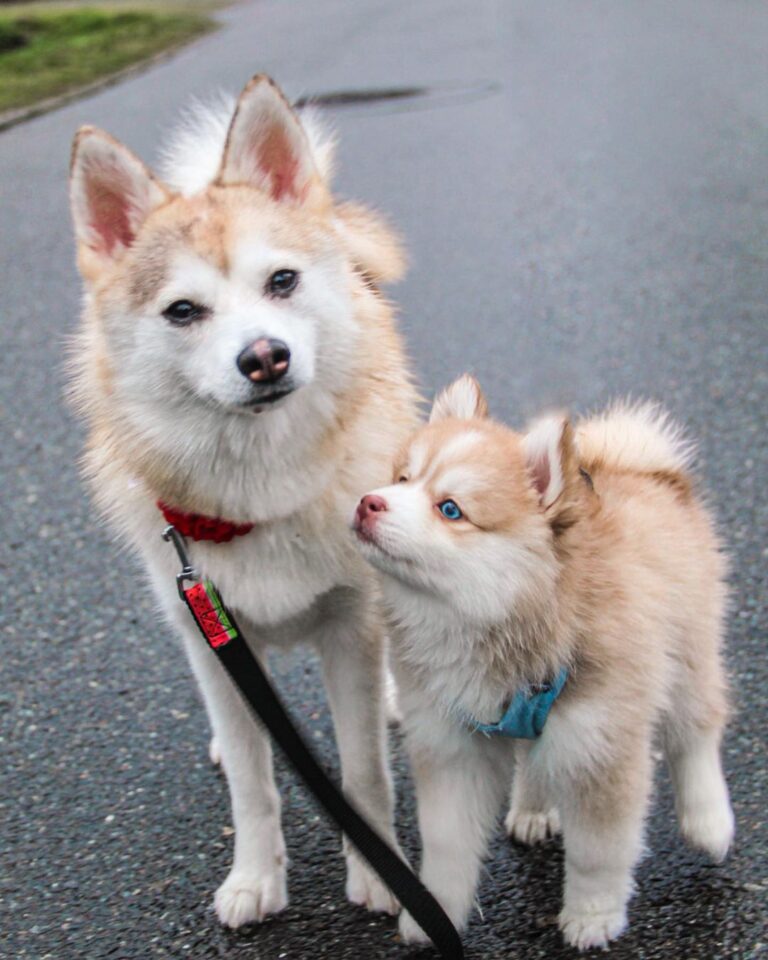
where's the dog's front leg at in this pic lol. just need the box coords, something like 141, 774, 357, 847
399, 731, 511, 943
315, 593, 400, 915
175, 615, 288, 927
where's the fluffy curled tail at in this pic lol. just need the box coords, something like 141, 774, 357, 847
576, 401, 695, 483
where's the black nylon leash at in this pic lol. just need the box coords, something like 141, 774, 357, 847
163, 525, 464, 960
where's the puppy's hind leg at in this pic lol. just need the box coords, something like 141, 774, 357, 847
666, 723, 734, 862
505, 740, 560, 845
316, 591, 400, 915
665, 585, 734, 861
664, 656, 733, 861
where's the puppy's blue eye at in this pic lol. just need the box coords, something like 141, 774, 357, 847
438, 499, 462, 521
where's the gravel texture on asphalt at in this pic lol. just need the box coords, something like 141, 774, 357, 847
1, 2, 766, 958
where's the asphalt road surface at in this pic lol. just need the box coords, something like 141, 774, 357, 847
2, 1, 767, 958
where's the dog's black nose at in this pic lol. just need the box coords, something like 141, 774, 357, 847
236, 338, 291, 383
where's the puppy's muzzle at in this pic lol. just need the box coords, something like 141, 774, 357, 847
237, 338, 291, 384
354, 494, 388, 540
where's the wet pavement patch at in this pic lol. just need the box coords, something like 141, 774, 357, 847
295, 81, 499, 115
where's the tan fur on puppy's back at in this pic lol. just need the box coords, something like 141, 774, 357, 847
576, 401, 695, 485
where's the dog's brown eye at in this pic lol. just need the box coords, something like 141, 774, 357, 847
398, 475, 408, 483
268, 269, 299, 298
163, 300, 205, 325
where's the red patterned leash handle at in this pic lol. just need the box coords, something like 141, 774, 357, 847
184, 579, 238, 648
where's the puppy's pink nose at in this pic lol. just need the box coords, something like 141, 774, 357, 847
356, 494, 388, 527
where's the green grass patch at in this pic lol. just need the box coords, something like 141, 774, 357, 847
0, 7, 216, 114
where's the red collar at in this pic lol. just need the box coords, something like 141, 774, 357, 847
158, 501, 254, 543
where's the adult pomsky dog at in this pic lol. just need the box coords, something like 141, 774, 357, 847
68, 75, 418, 927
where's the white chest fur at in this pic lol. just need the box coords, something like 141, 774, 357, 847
121, 486, 366, 640
383, 581, 513, 725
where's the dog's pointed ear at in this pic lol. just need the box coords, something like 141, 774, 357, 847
430, 375, 489, 423
70, 126, 169, 268
217, 75, 321, 204
523, 414, 579, 512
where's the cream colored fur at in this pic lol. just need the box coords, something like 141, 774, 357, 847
577, 399, 695, 476
354, 375, 733, 951
68, 75, 418, 928
160, 95, 336, 196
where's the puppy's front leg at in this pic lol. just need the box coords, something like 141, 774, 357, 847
556, 727, 653, 951
175, 615, 288, 927
399, 733, 511, 943
316, 593, 400, 915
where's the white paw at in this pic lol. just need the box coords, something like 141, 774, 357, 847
559, 905, 627, 951
505, 807, 561, 845
680, 801, 735, 862
346, 854, 399, 915
398, 909, 431, 945
214, 866, 288, 927
208, 736, 221, 766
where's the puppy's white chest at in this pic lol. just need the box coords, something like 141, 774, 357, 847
386, 588, 510, 724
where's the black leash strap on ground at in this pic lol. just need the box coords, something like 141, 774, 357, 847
162, 525, 464, 960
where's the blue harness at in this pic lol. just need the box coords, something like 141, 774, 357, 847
470, 667, 569, 739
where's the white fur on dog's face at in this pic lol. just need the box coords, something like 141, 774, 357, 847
71, 81, 358, 420
103, 209, 354, 417
69, 75, 410, 435
354, 376, 561, 622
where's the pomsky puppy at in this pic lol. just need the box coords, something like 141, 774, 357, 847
68, 75, 419, 926
353, 375, 734, 950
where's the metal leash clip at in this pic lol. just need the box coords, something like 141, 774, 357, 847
162, 525, 198, 600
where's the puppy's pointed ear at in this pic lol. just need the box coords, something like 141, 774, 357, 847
217, 75, 322, 204
523, 414, 580, 515
70, 127, 169, 270
430, 375, 489, 423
